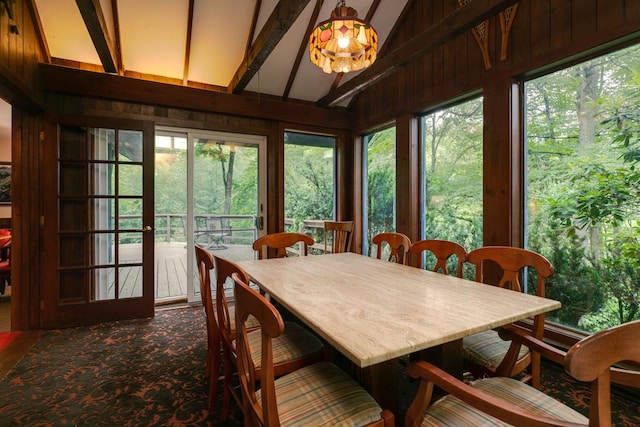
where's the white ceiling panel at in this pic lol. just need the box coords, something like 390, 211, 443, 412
118, 0, 190, 79
35, 0, 100, 65
188, 0, 255, 86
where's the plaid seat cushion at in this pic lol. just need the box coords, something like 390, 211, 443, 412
421, 377, 588, 426
248, 321, 323, 368
257, 361, 383, 427
463, 330, 529, 371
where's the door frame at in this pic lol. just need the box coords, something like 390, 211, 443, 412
156, 127, 267, 304
42, 115, 155, 328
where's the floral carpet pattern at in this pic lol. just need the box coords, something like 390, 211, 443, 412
0, 306, 242, 426
0, 305, 638, 426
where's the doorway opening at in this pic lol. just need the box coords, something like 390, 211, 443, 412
153, 128, 266, 305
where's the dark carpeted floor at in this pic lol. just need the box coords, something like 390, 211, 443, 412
0, 306, 638, 426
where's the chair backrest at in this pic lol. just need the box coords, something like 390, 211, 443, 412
409, 239, 467, 277
233, 271, 285, 427
565, 320, 640, 426
194, 244, 219, 350
323, 220, 354, 253
466, 246, 554, 296
252, 232, 314, 259
466, 245, 555, 378
212, 255, 250, 345
372, 232, 412, 265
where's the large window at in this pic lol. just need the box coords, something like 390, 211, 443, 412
284, 131, 336, 245
525, 44, 640, 333
420, 98, 484, 273
363, 127, 396, 256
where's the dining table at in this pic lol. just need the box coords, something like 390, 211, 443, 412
237, 252, 561, 415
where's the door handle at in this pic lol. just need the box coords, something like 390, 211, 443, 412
141, 225, 153, 232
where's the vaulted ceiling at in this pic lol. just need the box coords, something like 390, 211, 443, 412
28, 0, 520, 113
33, 0, 411, 107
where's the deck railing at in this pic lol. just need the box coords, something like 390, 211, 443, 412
120, 214, 258, 245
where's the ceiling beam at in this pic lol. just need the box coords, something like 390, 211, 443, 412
75, 0, 117, 73
110, 0, 124, 74
318, 0, 519, 107
228, 0, 312, 94
41, 64, 354, 130
183, 0, 195, 85
282, 0, 324, 101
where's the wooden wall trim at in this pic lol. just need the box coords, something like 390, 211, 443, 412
40, 64, 354, 131
395, 115, 420, 244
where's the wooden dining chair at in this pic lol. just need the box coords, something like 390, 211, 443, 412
252, 231, 314, 259
409, 239, 467, 277
463, 245, 554, 389
372, 232, 412, 265
193, 244, 223, 411
232, 271, 395, 427
323, 220, 354, 253
405, 320, 640, 427
213, 255, 325, 422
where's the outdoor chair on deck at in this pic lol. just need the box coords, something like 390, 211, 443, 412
372, 232, 412, 265
324, 220, 354, 253
213, 255, 325, 422
409, 239, 467, 277
204, 216, 232, 249
232, 272, 395, 427
252, 231, 314, 259
463, 246, 554, 389
405, 320, 640, 427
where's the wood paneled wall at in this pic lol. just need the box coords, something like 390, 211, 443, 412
0, 0, 44, 109
354, 0, 640, 127
353, 0, 640, 247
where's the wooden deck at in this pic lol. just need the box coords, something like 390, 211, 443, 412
152, 242, 255, 302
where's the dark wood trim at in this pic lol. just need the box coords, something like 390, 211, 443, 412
395, 114, 420, 244
110, 0, 123, 74
228, 0, 313, 94
182, 0, 195, 85
75, 0, 117, 73
282, 0, 324, 102
24, 0, 50, 63
40, 64, 354, 130
0, 63, 42, 111
319, 0, 519, 107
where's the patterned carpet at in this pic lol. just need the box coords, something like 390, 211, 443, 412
0, 306, 638, 426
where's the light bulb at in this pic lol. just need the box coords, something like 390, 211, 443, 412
337, 37, 349, 49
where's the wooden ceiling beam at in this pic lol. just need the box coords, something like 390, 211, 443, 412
75, 0, 117, 73
228, 0, 312, 94
319, 0, 519, 107
282, 0, 324, 102
41, 64, 354, 130
183, 0, 195, 85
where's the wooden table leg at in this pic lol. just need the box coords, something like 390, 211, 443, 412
357, 358, 400, 416
413, 338, 464, 378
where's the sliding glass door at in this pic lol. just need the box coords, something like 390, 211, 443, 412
155, 128, 266, 304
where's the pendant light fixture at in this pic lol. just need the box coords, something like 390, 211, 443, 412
309, 0, 378, 74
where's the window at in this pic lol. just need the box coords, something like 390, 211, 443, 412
363, 127, 396, 256
420, 98, 484, 273
284, 131, 336, 246
525, 44, 640, 333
